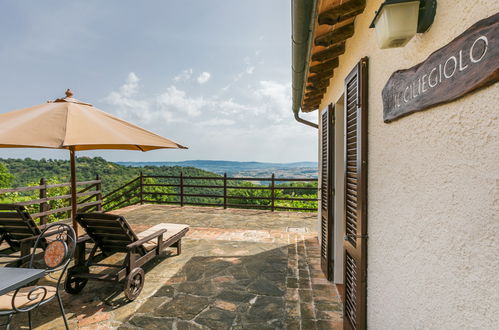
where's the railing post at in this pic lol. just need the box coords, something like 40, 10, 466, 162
95, 175, 102, 212
39, 178, 49, 225
223, 173, 227, 209
271, 173, 275, 212
139, 172, 144, 204
180, 172, 184, 207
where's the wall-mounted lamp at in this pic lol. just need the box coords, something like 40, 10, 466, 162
369, 0, 437, 49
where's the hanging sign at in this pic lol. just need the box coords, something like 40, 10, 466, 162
383, 13, 499, 122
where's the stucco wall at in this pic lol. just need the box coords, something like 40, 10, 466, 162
318, 0, 499, 328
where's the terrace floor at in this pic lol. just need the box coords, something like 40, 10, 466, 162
13, 205, 343, 329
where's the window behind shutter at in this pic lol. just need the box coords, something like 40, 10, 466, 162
320, 105, 334, 280
343, 57, 368, 330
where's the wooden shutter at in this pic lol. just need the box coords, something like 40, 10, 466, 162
320, 104, 334, 280
343, 57, 368, 330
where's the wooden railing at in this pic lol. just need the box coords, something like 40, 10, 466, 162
0, 173, 317, 221
0, 176, 102, 224
103, 173, 318, 212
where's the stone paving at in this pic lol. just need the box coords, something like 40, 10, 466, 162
9, 205, 342, 329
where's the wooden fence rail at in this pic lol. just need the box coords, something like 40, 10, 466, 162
0, 173, 318, 222
0, 176, 103, 225
103, 173, 318, 212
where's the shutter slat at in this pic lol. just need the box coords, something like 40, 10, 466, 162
345, 252, 358, 328
320, 105, 334, 281
346, 204, 357, 215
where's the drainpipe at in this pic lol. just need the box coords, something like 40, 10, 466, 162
292, 0, 318, 129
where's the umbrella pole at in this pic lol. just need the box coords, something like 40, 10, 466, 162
70, 148, 78, 237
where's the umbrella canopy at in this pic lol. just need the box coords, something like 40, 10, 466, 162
0, 90, 186, 151
0, 89, 187, 235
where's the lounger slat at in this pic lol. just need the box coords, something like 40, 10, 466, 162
79, 217, 123, 223
100, 238, 133, 244
0, 226, 35, 234
80, 220, 123, 228
79, 213, 125, 220
86, 231, 131, 239
85, 226, 127, 233
85, 227, 133, 241
1, 232, 32, 237
0, 212, 23, 219
0, 219, 32, 226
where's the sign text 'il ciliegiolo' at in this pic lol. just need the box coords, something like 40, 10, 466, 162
382, 13, 498, 122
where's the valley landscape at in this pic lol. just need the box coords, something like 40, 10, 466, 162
0, 157, 318, 216
117, 160, 318, 179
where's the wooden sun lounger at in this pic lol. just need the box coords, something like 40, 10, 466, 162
0, 204, 47, 266
64, 213, 189, 300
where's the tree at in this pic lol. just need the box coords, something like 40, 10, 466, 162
0, 163, 13, 188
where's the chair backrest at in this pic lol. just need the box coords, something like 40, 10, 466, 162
0, 204, 42, 250
29, 223, 76, 274
76, 213, 145, 254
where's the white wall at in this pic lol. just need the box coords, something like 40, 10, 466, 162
318, 0, 499, 328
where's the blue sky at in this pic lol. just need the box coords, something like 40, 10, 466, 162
0, 0, 317, 163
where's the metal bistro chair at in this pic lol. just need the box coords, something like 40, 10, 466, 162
0, 223, 76, 329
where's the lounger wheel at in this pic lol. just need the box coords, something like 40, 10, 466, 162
65, 267, 89, 294
124, 267, 145, 301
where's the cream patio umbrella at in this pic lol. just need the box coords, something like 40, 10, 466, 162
0, 89, 187, 235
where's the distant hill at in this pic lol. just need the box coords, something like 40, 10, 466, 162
117, 160, 318, 169
0, 157, 220, 194
117, 160, 318, 178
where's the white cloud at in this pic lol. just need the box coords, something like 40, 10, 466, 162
101, 73, 317, 162
253, 80, 292, 121
119, 72, 140, 97
217, 99, 254, 115
105, 73, 256, 123
197, 72, 211, 84
104, 72, 151, 122
105, 74, 292, 125
157, 86, 206, 117
173, 68, 193, 82
196, 118, 235, 127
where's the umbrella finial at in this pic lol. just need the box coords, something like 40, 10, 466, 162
51, 89, 92, 106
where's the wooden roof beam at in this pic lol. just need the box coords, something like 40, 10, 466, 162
315, 22, 354, 47
308, 70, 334, 83
302, 105, 320, 112
309, 58, 339, 74
306, 80, 330, 91
305, 89, 327, 99
318, 0, 366, 26
312, 42, 346, 62
302, 100, 321, 111
303, 95, 323, 105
